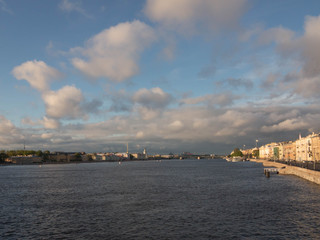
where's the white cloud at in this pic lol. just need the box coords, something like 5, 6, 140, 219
0, 116, 23, 146
41, 116, 61, 129
168, 120, 184, 131
133, 87, 173, 108
42, 85, 84, 119
135, 106, 161, 121
301, 15, 320, 78
259, 27, 296, 47
21, 117, 39, 127
136, 131, 144, 139
59, 0, 92, 18
71, 20, 156, 82
12, 60, 61, 92
144, 0, 248, 35
261, 118, 308, 133
257, 15, 320, 98
41, 133, 54, 139
0, 115, 16, 134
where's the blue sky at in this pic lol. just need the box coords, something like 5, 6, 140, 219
1, 0, 320, 154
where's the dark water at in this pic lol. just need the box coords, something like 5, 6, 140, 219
1, 159, 320, 239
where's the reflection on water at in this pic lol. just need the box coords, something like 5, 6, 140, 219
1, 159, 320, 239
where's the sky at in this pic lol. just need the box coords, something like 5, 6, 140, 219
1, 0, 320, 154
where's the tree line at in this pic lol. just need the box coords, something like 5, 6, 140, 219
0, 150, 51, 163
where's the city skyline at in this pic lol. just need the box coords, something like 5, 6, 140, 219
1, 0, 320, 154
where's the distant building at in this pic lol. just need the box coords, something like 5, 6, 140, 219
10, 156, 42, 164
48, 152, 79, 162
259, 142, 279, 159
115, 152, 130, 160
282, 141, 296, 161
311, 133, 320, 161
296, 133, 314, 161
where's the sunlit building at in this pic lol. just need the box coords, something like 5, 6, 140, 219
282, 141, 296, 161
296, 133, 314, 161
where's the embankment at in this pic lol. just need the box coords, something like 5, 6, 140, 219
250, 159, 320, 185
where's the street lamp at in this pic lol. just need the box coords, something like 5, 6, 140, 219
256, 139, 259, 149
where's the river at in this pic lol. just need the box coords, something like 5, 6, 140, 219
1, 159, 320, 239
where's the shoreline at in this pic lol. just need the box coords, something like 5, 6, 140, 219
250, 159, 320, 185
0, 158, 213, 166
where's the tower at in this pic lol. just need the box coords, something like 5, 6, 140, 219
143, 148, 147, 159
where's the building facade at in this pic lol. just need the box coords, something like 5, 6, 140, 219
296, 134, 314, 161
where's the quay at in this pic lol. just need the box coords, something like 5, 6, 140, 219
251, 159, 320, 185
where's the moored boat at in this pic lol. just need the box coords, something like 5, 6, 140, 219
231, 156, 243, 162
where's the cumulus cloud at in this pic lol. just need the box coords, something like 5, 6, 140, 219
301, 15, 320, 78
135, 106, 161, 121
257, 15, 320, 98
12, 60, 102, 127
132, 87, 173, 109
0, 115, 16, 134
144, 0, 248, 35
41, 116, 61, 129
12, 60, 62, 92
0, 116, 24, 146
21, 117, 39, 126
71, 20, 156, 82
42, 85, 84, 119
261, 118, 308, 133
259, 27, 296, 49
168, 120, 184, 131
59, 0, 92, 18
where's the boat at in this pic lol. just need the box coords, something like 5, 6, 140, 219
231, 156, 243, 162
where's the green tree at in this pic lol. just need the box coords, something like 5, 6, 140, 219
252, 149, 259, 158
43, 150, 50, 162
35, 150, 43, 157
0, 152, 8, 163
74, 152, 82, 161
231, 148, 243, 157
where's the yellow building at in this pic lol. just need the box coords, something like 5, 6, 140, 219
296, 134, 314, 161
259, 143, 279, 159
282, 141, 296, 161
311, 133, 320, 161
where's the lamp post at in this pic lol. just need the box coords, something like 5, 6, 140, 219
313, 147, 316, 170
256, 139, 259, 149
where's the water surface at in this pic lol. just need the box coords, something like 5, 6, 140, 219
1, 159, 320, 239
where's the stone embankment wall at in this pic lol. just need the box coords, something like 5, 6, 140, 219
251, 159, 320, 185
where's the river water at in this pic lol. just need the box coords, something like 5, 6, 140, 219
1, 159, 320, 239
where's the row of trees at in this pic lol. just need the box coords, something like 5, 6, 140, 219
229, 148, 259, 158
0, 150, 51, 163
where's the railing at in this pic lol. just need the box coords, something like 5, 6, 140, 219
272, 159, 320, 171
